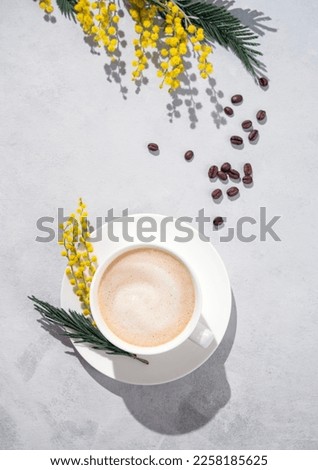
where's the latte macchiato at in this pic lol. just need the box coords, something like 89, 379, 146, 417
98, 247, 195, 347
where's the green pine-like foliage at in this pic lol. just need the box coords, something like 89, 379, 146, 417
56, 0, 77, 20
175, 0, 262, 76
29, 296, 149, 364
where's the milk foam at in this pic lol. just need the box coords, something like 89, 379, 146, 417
98, 248, 195, 347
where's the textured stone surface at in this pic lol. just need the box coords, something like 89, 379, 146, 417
1, 0, 318, 450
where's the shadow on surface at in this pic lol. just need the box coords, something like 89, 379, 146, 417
166, 70, 202, 130
212, 0, 277, 36
165, 69, 226, 129
37, 0, 277, 124
38, 319, 72, 349
210, 0, 277, 78
81, 10, 129, 100
75, 292, 237, 435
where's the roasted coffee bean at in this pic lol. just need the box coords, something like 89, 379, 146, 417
184, 150, 194, 161
231, 94, 243, 104
227, 187, 239, 197
243, 175, 253, 185
147, 143, 159, 151
218, 171, 228, 181
221, 162, 231, 172
256, 110, 266, 121
230, 136, 243, 146
212, 189, 222, 200
244, 163, 253, 176
224, 106, 234, 116
208, 165, 218, 179
248, 129, 259, 142
213, 216, 224, 227
259, 77, 268, 88
242, 120, 252, 130
228, 169, 240, 180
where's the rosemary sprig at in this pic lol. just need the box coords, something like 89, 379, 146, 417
29, 296, 149, 364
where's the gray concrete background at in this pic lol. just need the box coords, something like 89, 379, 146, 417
1, 0, 318, 449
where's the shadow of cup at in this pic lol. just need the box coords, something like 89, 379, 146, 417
74, 292, 237, 435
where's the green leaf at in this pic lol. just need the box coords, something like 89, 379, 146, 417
174, 0, 263, 77
29, 296, 149, 364
56, 0, 77, 20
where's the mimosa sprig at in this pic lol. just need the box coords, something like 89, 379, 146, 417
30, 198, 149, 365
59, 198, 97, 318
37, 0, 264, 91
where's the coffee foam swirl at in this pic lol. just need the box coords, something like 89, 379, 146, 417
98, 248, 195, 347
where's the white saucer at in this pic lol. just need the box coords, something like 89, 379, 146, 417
60, 214, 231, 385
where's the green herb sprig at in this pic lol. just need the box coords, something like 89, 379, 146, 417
173, 0, 263, 76
56, 0, 77, 19
29, 296, 149, 364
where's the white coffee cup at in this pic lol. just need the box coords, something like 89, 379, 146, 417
90, 244, 214, 356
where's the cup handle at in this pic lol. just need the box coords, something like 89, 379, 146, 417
189, 321, 214, 348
